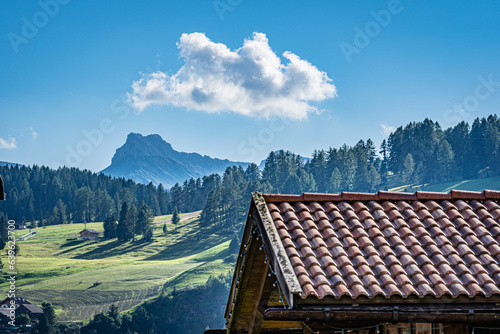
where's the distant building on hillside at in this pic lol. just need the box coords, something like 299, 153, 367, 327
17, 304, 43, 322
0, 297, 44, 327
79, 229, 100, 241
0, 297, 31, 309
12, 220, 26, 230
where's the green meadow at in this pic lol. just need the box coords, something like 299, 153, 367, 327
0, 213, 234, 322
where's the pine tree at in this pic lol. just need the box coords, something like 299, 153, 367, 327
172, 207, 180, 230
414, 162, 425, 185
365, 139, 377, 165
328, 168, 342, 193
39, 210, 45, 227
379, 139, 389, 186
403, 153, 415, 185
103, 214, 117, 239
0, 215, 7, 250
117, 202, 135, 241
36, 302, 57, 334
366, 164, 381, 192
143, 227, 153, 242
128, 204, 137, 241
136, 204, 154, 240
436, 140, 455, 182
283, 174, 301, 194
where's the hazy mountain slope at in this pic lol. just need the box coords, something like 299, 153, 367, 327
101, 133, 248, 187
0, 161, 21, 167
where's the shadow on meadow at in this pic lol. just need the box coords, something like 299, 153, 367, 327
56, 239, 96, 255
144, 227, 231, 261
70, 239, 147, 259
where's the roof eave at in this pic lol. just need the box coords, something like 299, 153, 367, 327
251, 192, 302, 308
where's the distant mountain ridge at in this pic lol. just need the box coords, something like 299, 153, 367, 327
0, 161, 21, 167
101, 133, 248, 187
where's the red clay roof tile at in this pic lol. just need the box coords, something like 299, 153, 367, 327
416, 191, 452, 200
333, 284, 350, 298
451, 190, 486, 200
303, 193, 342, 202
316, 284, 335, 297
286, 247, 301, 259
294, 265, 308, 277
489, 225, 500, 237
484, 190, 500, 199
262, 190, 500, 300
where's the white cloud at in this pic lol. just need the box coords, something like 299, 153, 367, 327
129, 32, 337, 119
29, 126, 38, 140
380, 123, 396, 137
0, 137, 17, 149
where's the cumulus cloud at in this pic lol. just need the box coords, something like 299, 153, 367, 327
0, 137, 17, 149
380, 123, 396, 137
129, 32, 337, 119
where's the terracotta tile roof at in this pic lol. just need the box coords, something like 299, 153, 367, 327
262, 190, 500, 300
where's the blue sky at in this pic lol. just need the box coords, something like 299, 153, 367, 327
1, 0, 499, 172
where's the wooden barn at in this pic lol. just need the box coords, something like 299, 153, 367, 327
79, 229, 100, 241
0, 297, 44, 325
207, 190, 500, 334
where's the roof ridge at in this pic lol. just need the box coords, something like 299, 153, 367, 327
262, 189, 500, 202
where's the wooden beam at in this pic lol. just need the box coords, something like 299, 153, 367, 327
258, 271, 276, 313
250, 312, 264, 334
248, 265, 268, 334
264, 307, 500, 325
300, 322, 314, 334
297, 293, 500, 306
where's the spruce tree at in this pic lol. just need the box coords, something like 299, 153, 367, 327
103, 214, 117, 239
136, 204, 154, 240
127, 204, 137, 241
0, 216, 7, 250
403, 153, 415, 185
117, 202, 129, 241
436, 140, 455, 182
172, 207, 180, 230
328, 168, 342, 193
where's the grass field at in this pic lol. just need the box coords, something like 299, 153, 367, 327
388, 175, 500, 193
0, 212, 234, 322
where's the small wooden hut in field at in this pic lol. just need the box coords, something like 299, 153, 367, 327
79, 229, 100, 241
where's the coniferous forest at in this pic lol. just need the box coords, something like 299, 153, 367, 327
1, 115, 500, 333
2, 116, 499, 229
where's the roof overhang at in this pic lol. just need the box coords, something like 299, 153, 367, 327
251, 192, 302, 306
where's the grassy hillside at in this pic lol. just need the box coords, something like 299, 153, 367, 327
388, 175, 500, 193
0, 212, 234, 322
